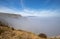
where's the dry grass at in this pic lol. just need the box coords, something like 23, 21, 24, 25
0, 21, 44, 39
0, 26, 43, 39
0, 21, 60, 39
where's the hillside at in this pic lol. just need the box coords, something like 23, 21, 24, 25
1, 21, 60, 39
0, 21, 44, 39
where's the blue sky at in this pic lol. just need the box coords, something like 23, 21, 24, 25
0, 0, 60, 16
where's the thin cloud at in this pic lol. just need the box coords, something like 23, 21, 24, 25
20, 9, 60, 17
0, 6, 19, 14
0, 7, 60, 17
20, 0, 25, 9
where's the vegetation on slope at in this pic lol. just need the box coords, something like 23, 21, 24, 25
1, 21, 59, 39
0, 21, 43, 39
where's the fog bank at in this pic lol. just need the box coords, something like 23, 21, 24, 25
0, 13, 60, 37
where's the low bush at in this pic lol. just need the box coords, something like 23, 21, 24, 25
38, 33, 47, 38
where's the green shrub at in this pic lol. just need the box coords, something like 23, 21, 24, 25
0, 29, 5, 34
38, 33, 47, 38
0, 21, 9, 27
11, 27, 15, 30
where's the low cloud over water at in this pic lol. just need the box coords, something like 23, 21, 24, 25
0, 13, 60, 37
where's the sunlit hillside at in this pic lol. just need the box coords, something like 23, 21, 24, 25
0, 19, 60, 39
0, 21, 44, 39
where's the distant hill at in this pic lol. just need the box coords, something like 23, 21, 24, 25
0, 12, 21, 18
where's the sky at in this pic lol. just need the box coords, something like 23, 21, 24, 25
0, 0, 60, 17
0, 0, 60, 36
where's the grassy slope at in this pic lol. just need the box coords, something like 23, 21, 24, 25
0, 21, 59, 39
0, 26, 44, 39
